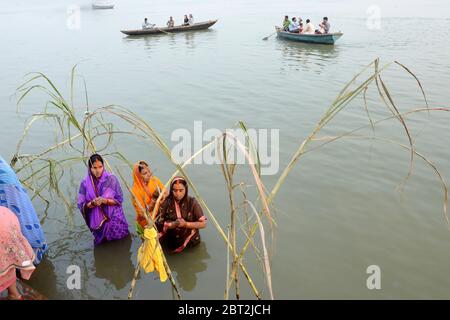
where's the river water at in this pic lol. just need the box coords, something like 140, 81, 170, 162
1, 0, 450, 299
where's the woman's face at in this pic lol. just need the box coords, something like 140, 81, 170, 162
172, 182, 186, 202
140, 166, 152, 184
90, 160, 104, 179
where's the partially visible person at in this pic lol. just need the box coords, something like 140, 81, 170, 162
303, 19, 315, 34
188, 14, 194, 25
77, 154, 129, 246
299, 22, 304, 33
0, 206, 36, 300
167, 16, 175, 28
156, 177, 207, 253
0, 156, 48, 264
131, 160, 167, 233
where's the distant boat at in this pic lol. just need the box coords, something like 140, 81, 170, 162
92, 1, 114, 9
121, 19, 218, 36
275, 26, 343, 45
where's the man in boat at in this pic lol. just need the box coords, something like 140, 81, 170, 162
283, 15, 290, 31
288, 17, 300, 33
303, 19, 315, 34
188, 14, 194, 25
316, 17, 330, 34
142, 18, 155, 29
167, 16, 175, 28
182, 15, 189, 26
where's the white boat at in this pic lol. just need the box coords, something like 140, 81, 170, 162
92, 1, 114, 9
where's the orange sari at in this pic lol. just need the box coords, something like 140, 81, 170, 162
131, 163, 166, 229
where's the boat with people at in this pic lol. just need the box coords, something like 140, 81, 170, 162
121, 19, 218, 36
275, 26, 343, 45
92, 1, 114, 9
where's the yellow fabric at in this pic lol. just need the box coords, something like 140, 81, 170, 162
137, 227, 168, 282
131, 162, 166, 228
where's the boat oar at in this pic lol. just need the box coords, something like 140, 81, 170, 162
157, 27, 171, 35
262, 31, 277, 40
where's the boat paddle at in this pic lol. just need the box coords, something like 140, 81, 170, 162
262, 31, 277, 40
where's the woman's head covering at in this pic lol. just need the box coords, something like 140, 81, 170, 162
132, 161, 153, 208
169, 176, 188, 203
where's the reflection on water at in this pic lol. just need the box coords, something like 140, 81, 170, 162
277, 40, 340, 73
122, 29, 216, 53
166, 242, 210, 292
93, 235, 135, 290
25, 256, 59, 299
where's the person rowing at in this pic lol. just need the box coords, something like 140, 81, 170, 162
142, 18, 155, 29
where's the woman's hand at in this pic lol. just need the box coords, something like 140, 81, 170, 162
166, 220, 180, 229
177, 218, 187, 228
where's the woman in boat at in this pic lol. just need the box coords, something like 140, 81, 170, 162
77, 154, 129, 246
183, 14, 189, 26
167, 16, 175, 28
0, 156, 48, 264
188, 14, 194, 25
131, 160, 168, 234
0, 206, 36, 300
156, 176, 207, 253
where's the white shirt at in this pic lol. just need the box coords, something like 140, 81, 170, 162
142, 22, 154, 29
188, 17, 194, 24
303, 22, 315, 34
289, 21, 299, 32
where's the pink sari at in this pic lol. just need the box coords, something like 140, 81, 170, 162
0, 206, 35, 292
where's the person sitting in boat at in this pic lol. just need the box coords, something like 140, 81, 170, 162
303, 19, 315, 34
282, 15, 290, 31
142, 18, 155, 29
188, 14, 194, 25
167, 16, 175, 28
156, 176, 207, 253
288, 17, 300, 33
316, 17, 330, 34
299, 22, 304, 33
182, 15, 189, 26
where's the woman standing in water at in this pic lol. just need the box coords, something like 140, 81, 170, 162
156, 176, 206, 253
77, 154, 129, 245
0, 156, 48, 264
131, 160, 167, 233
0, 206, 36, 300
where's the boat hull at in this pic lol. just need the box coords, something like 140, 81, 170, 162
275, 27, 343, 44
121, 20, 218, 36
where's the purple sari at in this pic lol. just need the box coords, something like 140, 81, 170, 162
77, 169, 129, 245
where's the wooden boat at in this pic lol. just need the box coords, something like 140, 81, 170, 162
92, 1, 114, 9
121, 19, 218, 36
275, 26, 343, 45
